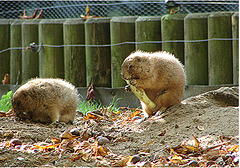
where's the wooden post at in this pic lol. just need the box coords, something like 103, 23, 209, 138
11, 20, 24, 85
39, 19, 65, 78
22, 19, 41, 83
64, 18, 86, 87
184, 13, 210, 85
136, 16, 162, 52
0, 19, 13, 83
161, 14, 186, 64
85, 18, 111, 87
111, 16, 138, 88
232, 12, 239, 85
208, 12, 234, 85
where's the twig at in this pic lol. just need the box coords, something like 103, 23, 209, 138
186, 140, 232, 158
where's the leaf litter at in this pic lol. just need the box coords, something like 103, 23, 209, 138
0, 86, 239, 167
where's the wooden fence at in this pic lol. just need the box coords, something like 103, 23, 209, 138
0, 12, 238, 87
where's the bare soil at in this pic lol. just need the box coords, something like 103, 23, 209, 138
0, 86, 238, 167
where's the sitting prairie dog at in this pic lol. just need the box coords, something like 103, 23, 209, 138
12, 78, 79, 124
121, 51, 186, 117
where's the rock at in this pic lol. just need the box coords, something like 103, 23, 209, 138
131, 155, 141, 164
97, 136, 110, 145
70, 128, 81, 136
9, 138, 22, 147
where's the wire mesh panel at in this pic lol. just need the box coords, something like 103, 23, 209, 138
0, 1, 239, 19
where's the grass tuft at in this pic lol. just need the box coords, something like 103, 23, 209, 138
77, 97, 121, 116
0, 91, 13, 112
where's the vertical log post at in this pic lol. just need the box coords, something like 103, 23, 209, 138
39, 19, 65, 78
232, 12, 239, 85
184, 13, 210, 85
85, 18, 111, 87
64, 18, 86, 87
161, 14, 186, 64
0, 19, 12, 83
208, 12, 233, 85
22, 19, 41, 82
10, 20, 24, 85
136, 16, 162, 52
111, 16, 138, 88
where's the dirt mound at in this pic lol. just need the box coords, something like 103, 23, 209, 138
0, 87, 238, 167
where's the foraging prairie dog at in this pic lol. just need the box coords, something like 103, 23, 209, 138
121, 51, 186, 117
12, 78, 79, 124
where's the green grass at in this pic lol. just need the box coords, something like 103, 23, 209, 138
77, 100, 102, 115
0, 90, 121, 115
0, 91, 13, 112
77, 97, 121, 116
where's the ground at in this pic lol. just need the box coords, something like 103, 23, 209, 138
0, 87, 239, 167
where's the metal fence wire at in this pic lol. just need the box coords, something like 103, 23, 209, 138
0, 1, 239, 19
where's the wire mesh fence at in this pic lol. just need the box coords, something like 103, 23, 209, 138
0, 1, 239, 19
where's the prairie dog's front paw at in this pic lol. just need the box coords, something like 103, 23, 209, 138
125, 85, 132, 92
129, 79, 137, 86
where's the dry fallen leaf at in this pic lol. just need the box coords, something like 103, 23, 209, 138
112, 156, 130, 167
51, 137, 61, 144
20, 8, 43, 19
0, 156, 9, 162
97, 146, 109, 157
158, 130, 166, 136
0, 111, 7, 117
192, 134, 200, 149
60, 130, 79, 140
2, 74, 10, 84
84, 112, 103, 121
34, 144, 60, 151
80, 5, 102, 20
228, 145, 239, 152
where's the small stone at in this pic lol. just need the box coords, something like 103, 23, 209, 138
97, 136, 110, 145
70, 128, 80, 136
17, 157, 25, 161
136, 161, 152, 167
197, 126, 204, 131
9, 138, 22, 147
233, 156, 239, 164
131, 155, 141, 164
132, 116, 141, 120
187, 160, 199, 167
37, 142, 50, 146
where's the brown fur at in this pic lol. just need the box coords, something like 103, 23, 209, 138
121, 51, 186, 117
12, 78, 79, 124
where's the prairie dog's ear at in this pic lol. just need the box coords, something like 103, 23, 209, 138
128, 55, 141, 62
133, 56, 145, 63
136, 56, 142, 62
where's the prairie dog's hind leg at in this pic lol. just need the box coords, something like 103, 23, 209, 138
154, 89, 182, 115
48, 107, 61, 123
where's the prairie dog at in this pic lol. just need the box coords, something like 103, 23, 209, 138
12, 78, 79, 124
121, 51, 186, 117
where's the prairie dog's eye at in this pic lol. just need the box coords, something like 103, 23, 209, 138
17, 101, 21, 106
129, 65, 133, 69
